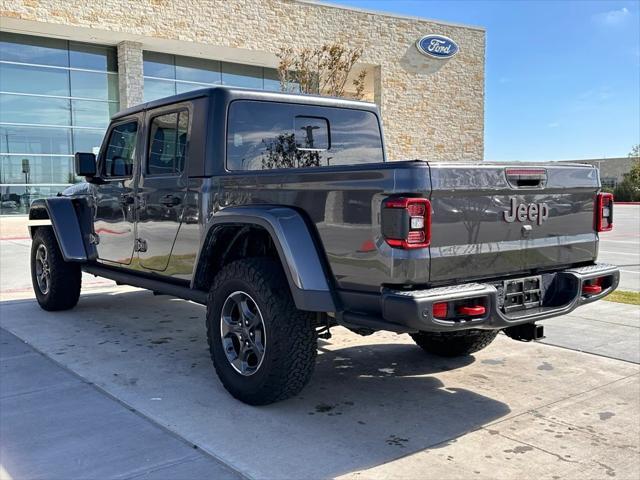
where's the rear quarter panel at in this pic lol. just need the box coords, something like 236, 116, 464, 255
211, 162, 432, 292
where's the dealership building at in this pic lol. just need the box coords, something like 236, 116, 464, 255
0, 0, 485, 214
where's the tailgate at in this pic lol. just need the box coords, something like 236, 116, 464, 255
427, 163, 600, 283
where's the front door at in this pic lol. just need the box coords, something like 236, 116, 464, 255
135, 108, 189, 271
93, 118, 140, 264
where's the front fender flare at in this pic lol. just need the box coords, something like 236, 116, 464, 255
196, 206, 336, 312
28, 198, 88, 262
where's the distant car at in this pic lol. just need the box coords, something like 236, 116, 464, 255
27, 87, 619, 405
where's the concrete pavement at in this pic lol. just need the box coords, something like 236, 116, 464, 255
0, 327, 242, 480
1, 288, 638, 479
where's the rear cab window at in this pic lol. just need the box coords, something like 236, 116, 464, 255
147, 110, 189, 176
226, 101, 384, 171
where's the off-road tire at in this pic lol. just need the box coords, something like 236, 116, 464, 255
410, 329, 499, 357
206, 258, 317, 405
30, 227, 81, 311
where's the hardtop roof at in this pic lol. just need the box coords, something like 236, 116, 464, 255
112, 85, 379, 120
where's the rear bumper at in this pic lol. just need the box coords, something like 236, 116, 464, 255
339, 263, 619, 333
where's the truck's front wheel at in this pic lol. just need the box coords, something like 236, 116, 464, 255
410, 329, 498, 357
30, 227, 81, 311
206, 258, 317, 405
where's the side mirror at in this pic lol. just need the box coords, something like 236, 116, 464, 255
74, 152, 97, 178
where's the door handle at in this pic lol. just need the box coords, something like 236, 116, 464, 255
119, 194, 134, 205
160, 195, 181, 207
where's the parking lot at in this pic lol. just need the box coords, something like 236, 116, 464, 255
0, 206, 638, 479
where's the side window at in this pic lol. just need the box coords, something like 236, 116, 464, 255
147, 110, 189, 176
226, 101, 384, 171
103, 120, 138, 178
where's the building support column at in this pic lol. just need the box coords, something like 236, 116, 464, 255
117, 41, 144, 108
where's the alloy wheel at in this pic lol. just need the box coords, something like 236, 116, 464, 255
35, 244, 50, 295
220, 291, 266, 376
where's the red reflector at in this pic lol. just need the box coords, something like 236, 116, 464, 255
358, 240, 376, 252
433, 302, 448, 318
457, 305, 486, 316
582, 284, 602, 294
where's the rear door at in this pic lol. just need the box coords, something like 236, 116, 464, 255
135, 106, 190, 272
427, 163, 599, 283
93, 117, 141, 265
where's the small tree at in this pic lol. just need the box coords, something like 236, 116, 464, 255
613, 146, 640, 201
277, 43, 367, 99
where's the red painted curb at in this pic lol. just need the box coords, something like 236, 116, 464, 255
0, 236, 30, 241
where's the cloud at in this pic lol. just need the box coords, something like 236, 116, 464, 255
547, 122, 560, 128
498, 77, 511, 84
593, 7, 630, 26
578, 86, 613, 102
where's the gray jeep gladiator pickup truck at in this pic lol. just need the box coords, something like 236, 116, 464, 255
28, 87, 619, 405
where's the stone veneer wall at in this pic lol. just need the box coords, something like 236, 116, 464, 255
1, 0, 486, 161
116, 41, 144, 108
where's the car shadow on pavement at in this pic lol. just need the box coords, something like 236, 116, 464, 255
1, 289, 512, 479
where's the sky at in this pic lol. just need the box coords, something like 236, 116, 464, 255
333, 0, 640, 161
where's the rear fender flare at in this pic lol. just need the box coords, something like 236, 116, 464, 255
194, 206, 336, 312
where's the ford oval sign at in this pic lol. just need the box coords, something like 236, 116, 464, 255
416, 35, 459, 59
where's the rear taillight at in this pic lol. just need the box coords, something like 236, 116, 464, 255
595, 192, 613, 232
382, 197, 431, 249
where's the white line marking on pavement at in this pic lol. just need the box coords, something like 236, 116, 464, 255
601, 240, 640, 244
599, 250, 640, 255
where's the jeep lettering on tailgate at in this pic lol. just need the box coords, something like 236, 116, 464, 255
503, 197, 549, 225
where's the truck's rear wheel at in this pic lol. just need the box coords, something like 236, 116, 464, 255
206, 258, 317, 405
410, 329, 498, 357
30, 227, 81, 311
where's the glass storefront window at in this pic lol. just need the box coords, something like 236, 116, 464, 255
72, 100, 118, 129
221, 62, 263, 89
176, 56, 221, 84
0, 63, 70, 96
0, 32, 68, 67
143, 51, 287, 102
0, 155, 74, 184
263, 68, 281, 92
144, 78, 177, 102
0, 32, 118, 214
69, 41, 117, 72
143, 51, 175, 79
70, 70, 119, 101
175, 82, 209, 95
0, 125, 73, 155
73, 129, 106, 155
0, 94, 72, 126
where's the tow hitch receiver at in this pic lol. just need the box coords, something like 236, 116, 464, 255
504, 323, 545, 342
